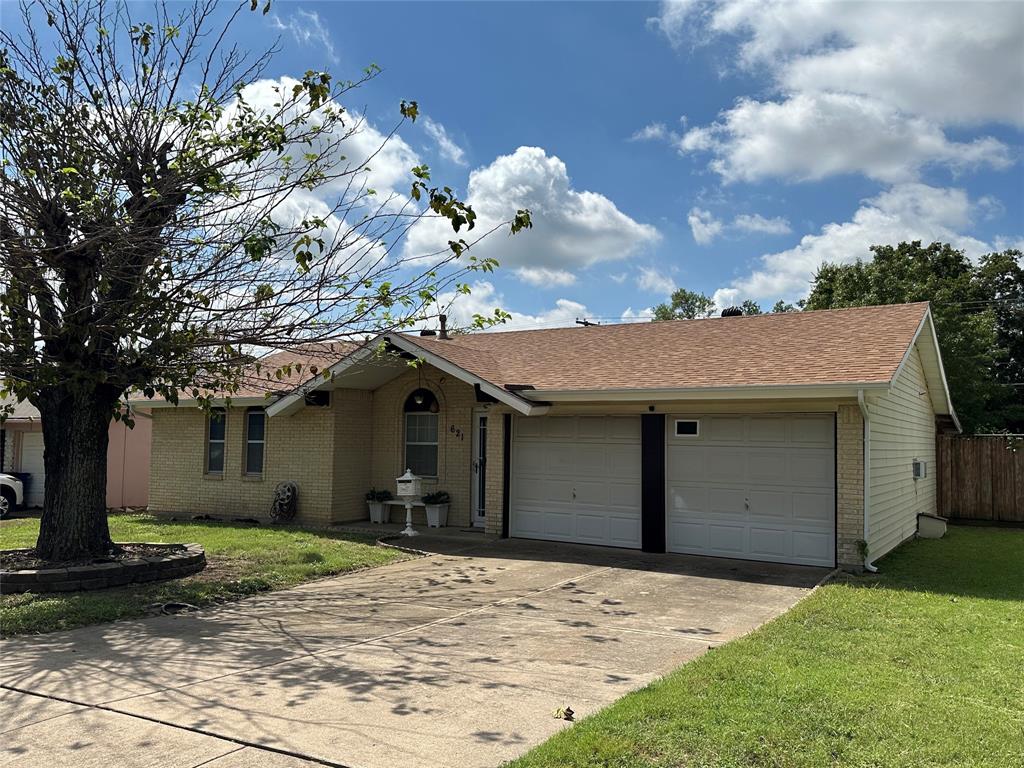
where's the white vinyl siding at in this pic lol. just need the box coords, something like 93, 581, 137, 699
20, 432, 45, 507
866, 344, 936, 560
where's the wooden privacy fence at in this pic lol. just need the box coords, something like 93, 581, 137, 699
937, 434, 1024, 522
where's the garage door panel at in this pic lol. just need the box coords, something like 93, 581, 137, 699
747, 451, 788, 483
511, 416, 641, 549
607, 516, 641, 546
705, 447, 749, 482
791, 416, 834, 445
708, 486, 748, 517
575, 513, 607, 542
748, 489, 790, 520
793, 492, 834, 526
667, 413, 835, 567
707, 524, 746, 555
607, 416, 642, 441
748, 417, 787, 443
789, 452, 834, 486
607, 481, 641, 508
667, 446, 707, 480
606, 444, 642, 477
705, 416, 743, 442
669, 484, 707, 514
749, 527, 789, 558
793, 531, 832, 563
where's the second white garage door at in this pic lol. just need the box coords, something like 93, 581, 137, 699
667, 414, 836, 567
511, 415, 642, 548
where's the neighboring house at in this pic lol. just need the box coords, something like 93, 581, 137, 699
139, 302, 957, 570
0, 398, 152, 509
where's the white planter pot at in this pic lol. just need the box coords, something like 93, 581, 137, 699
424, 504, 449, 528
367, 501, 389, 524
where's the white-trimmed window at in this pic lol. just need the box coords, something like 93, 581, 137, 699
245, 408, 266, 475
674, 419, 700, 437
207, 408, 226, 473
404, 388, 439, 477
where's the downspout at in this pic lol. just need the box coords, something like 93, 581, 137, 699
857, 389, 878, 573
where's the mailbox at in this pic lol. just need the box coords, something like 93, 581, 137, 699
396, 469, 422, 499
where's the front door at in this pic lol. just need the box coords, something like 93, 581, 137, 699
471, 412, 487, 527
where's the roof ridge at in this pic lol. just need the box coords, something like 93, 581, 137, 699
430, 300, 930, 339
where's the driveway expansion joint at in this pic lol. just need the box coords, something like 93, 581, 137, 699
0, 683, 352, 768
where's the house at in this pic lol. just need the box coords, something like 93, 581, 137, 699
0, 398, 153, 509
140, 302, 957, 569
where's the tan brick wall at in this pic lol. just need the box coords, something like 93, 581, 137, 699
836, 404, 865, 568
484, 407, 510, 535
332, 389, 373, 522
368, 364, 477, 527
148, 404, 336, 525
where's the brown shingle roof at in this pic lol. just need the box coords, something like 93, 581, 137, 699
401, 302, 929, 392
230, 342, 357, 398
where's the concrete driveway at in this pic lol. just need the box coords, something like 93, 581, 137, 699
1, 536, 827, 768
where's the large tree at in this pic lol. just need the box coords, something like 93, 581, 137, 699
806, 241, 1023, 433
0, 0, 531, 560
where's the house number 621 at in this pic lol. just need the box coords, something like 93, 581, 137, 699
450, 424, 464, 440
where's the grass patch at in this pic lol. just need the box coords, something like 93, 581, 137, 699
0, 513, 407, 637
508, 526, 1024, 768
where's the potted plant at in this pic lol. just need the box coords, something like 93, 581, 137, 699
366, 488, 393, 524
422, 491, 451, 528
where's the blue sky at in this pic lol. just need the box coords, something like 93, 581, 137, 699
14, 0, 1022, 329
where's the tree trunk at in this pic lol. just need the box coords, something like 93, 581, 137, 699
33, 386, 116, 561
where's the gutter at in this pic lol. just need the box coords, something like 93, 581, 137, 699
857, 389, 877, 573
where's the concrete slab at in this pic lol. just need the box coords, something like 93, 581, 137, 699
0, 689, 239, 768
1, 538, 824, 768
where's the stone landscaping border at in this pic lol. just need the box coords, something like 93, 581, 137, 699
0, 543, 206, 594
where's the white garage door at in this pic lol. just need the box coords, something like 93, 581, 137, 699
667, 414, 835, 567
20, 432, 45, 508
511, 415, 642, 548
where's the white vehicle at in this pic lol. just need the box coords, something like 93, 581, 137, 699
0, 473, 24, 518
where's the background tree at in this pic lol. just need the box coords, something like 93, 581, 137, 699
652, 288, 716, 320
806, 241, 1022, 433
0, 0, 531, 560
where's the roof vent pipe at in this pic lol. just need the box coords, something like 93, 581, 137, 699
721, 306, 743, 317
438, 314, 450, 340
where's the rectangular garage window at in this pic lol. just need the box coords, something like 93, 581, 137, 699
674, 419, 700, 437
207, 408, 226, 474
405, 413, 438, 477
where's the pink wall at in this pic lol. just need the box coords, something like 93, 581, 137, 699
105, 414, 152, 508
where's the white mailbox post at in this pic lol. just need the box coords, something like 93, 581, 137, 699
396, 469, 422, 537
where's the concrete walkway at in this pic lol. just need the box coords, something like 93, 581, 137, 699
1, 536, 826, 768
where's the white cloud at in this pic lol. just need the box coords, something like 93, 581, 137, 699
679, 93, 1011, 184
269, 9, 338, 64
440, 280, 588, 331
609, 272, 628, 284
732, 213, 791, 236
402, 146, 660, 271
422, 117, 468, 166
621, 306, 655, 320
651, 1, 1022, 182
513, 267, 577, 287
711, 183, 996, 306
687, 207, 724, 244
630, 122, 674, 142
635, 266, 676, 295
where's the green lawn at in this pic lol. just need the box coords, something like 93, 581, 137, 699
0, 513, 407, 637
509, 526, 1024, 768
